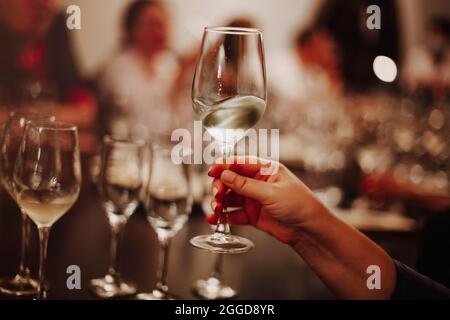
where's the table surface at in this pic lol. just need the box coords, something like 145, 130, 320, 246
0, 163, 419, 300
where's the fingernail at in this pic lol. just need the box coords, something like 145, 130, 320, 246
221, 170, 236, 184
212, 187, 218, 197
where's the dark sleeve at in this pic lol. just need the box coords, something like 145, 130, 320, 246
391, 260, 450, 300
416, 211, 450, 288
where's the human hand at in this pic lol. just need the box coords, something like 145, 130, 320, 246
207, 156, 327, 246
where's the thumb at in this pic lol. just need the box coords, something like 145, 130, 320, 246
220, 170, 270, 203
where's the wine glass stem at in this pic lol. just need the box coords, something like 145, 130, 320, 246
156, 240, 171, 292
212, 143, 234, 238
18, 210, 31, 278
37, 227, 50, 299
108, 223, 124, 278
211, 254, 223, 280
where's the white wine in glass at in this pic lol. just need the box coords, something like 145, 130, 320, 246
190, 27, 267, 254
16, 190, 79, 228
194, 95, 266, 145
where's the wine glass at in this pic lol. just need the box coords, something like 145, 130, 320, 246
13, 120, 81, 299
190, 27, 267, 253
192, 170, 236, 299
137, 143, 192, 300
89, 136, 146, 298
0, 110, 54, 296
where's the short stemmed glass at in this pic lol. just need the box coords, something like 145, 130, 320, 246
137, 143, 192, 300
190, 27, 267, 253
89, 136, 146, 298
13, 120, 81, 299
0, 111, 54, 296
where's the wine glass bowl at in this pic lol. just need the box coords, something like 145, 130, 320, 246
192, 27, 266, 150
146, 145, 192, 240
99, 137, 145, 225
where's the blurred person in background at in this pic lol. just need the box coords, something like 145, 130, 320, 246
403, 16, 450, 101
173, 17, 258, 99
98, 0, 187, 141
271, 24, 343, 107
315, 0, 401, 93
0, 0, 97, 152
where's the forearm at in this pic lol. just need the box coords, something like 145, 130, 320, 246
292, 204, 396, 299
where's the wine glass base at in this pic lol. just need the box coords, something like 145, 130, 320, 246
136, 289, 178, 300
190, 234, 254, 254
192, 277, 237, 300
0, 274, 38, 297
89, 275, 136, 298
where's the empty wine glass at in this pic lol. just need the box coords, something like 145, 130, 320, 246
13, 120, 81, 299
137, 143, 192, 300
89, 136, 146, 298
190, 26, 267, 253
0, 110, 54, 296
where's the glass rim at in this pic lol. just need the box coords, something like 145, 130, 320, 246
26, 120, 77, 131
8, 109, 55, 120
103, 135, 146, 148
204, 26, 262, 35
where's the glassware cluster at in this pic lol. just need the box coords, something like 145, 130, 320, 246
0, 26, 268, 300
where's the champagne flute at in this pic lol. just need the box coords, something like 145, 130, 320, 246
192, 171, 237, 299
89, 136, 146, 298
190, 27, 267, 253
13, 120, 81, 299
0, 110, 54, 296
137, 143, 192, 300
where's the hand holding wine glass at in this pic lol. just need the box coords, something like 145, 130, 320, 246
207, 156, 326, 245
13, 120, 81, 299
190, 26, 267, 254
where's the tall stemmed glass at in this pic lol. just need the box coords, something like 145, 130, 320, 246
190, 27, 267, 253
0, 111, 54, 296
89, 136, 145, 298
137, 144, 192, 300
13, 120, 81, 299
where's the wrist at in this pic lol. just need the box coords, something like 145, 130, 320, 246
290, 199, 333, 253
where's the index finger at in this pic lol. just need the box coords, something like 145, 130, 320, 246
207, 156, 271, 178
